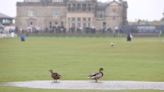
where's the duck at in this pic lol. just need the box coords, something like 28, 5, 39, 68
49, 69, 61, 82
88, 68, 104, 82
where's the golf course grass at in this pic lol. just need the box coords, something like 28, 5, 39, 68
0, 36, 164, 92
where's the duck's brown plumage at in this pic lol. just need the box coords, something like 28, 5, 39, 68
49, 69, 61, 81
88, 68, 104, 82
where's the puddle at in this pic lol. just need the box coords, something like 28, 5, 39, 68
0, 80, 164, 90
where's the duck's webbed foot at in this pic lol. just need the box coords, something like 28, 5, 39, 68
95, 79, 98, 83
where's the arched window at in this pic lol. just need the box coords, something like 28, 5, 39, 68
112, 7, 117, 13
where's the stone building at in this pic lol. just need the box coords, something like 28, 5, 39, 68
16, 0, 128, 32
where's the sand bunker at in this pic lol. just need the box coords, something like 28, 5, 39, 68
1, 80, 164, 90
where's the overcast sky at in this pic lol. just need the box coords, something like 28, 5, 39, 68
0, 0, 164, 21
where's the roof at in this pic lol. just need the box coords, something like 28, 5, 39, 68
96, 2, 108, 10
0, 13, 13, 19
108, 0, 128, 8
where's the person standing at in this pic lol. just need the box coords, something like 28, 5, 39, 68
20, 30, 26, 42
127, 32, 133, 41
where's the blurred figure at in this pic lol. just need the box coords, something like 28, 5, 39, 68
127, 32, 133, 41
20, 30, 26, 42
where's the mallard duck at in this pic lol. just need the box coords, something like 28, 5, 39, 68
88, 68, 104, 82
49, 69, 61, 82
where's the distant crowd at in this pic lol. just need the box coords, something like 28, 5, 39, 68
16, 25, 125, 35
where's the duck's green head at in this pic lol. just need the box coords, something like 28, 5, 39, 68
99, 68, 104, 71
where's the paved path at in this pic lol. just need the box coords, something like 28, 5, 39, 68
1, 80, 164, 90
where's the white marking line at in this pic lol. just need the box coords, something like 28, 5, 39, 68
1, 80, 164, 90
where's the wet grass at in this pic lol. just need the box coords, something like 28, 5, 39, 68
0, 37, 164, 92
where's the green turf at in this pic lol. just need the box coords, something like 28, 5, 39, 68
1, 86, 164, 92
0, 37, 164, 92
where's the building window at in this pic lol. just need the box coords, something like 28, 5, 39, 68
73, 4, 76, 11
49, 22, 52, 28
53, 9, 60, 17
77, 17, 81, 22
77, 4, 81, 10
2, 19, 11, 24
72, 23, 75, 27
28, 10, 34, 17
82, 4, 86, 11
83, 23, 86, 28
72, 17, 75, 22
100, 14, 103, 18
30, 22, 33, 25
83, 18, 86, 21
88, 23, 91, 27
88, 17, 91, 21
88, 4, 91, 11
78, 23, 81, 27
68, 4, 71, 11
68, 18, 70, 21
112, 8, 116, 13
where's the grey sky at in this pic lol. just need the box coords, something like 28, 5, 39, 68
0, 0, 163, 21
